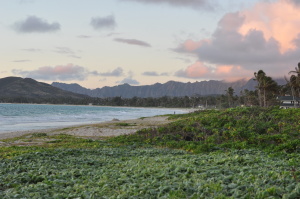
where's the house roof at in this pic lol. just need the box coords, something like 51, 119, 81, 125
277, 96, 300, 101
280, 104, 299, 107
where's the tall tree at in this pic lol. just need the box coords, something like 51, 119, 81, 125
254, 70, 266, 107
225, 87, 234, 107
254, 70, 278, 107
288, 62, 300, 97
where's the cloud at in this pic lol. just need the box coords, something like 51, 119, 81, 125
13, 60, 31, 62
95, 67, 124, 77
114, 38, 151, 47
175, 57, 192, 63
116, 70, 140, 85
174, 0, 300, 80
54, 47, 81, 59
292, 33, 300, 47
106, 32, 121, 37
173, 39, 205, 53
13, 15, 60, 33
90, 15, 116, 30
142, 71, 159, 76
287, 0, 300, 6
77, 35, 92, 39
175, 61, 251, 81
117, 77, 140, 85
142, 71, 169, 76
175, 61, 209, 78
119, 0, 212, 9
21, 48, 42, 52
239, 0, 300, 52
194, 13, 282, 67
12, 64, 88, 81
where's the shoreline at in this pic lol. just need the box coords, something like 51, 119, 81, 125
0, 104, 196, 137
0, 115, 172, 141
0, 102, 199, 110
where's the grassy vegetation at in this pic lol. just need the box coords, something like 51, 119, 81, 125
0, 106, 300, 198
115, 122, 137, 127
110, 106, 300, 153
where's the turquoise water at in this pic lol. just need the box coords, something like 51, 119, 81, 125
0, 104, 187, 133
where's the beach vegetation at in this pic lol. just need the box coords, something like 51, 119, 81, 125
109, 106, 300, 153
0, 144, 300, 198
115, 122, 137, 127
0, 106, 300, 198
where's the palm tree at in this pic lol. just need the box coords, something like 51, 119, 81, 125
262, 76, 278, 107
254, 70, 266, 107
285, 75, 298, 108
288, 62, 300, 97
254, 70, 278, 107
225, 87, 234, 107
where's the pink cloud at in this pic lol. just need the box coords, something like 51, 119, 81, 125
215, 65, 233, 74
175, 62, 251, 81
185, 62, 209, 77
240, 0, 300, 52
214, 65, 251, 82
12, 64, 87, 81
175, 61, 210, 78
183, 40, 203, 52
175, 0, 300, 80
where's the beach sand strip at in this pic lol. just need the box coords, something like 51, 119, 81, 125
0, 116, 171, 141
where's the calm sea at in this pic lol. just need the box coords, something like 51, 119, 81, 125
0, 103, 187, 133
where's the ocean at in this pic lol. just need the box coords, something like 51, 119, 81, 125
0, 103, 188, 133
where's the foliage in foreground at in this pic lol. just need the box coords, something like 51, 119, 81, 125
1, 106, 300, 198
0, 146, 300, 199
110, 106, 300, 153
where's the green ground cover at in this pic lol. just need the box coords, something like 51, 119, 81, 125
111, 106, 300, 153
0, 107, 299, 198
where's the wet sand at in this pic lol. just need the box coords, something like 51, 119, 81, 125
0, 116, 171, 140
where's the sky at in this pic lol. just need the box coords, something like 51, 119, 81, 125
1, 0, 300, 89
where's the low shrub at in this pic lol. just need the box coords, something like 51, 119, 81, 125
109, 106, 300, 153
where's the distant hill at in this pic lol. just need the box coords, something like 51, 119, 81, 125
0, 76, 286, 100
51, 79, 256, 98
52, 78, 287, 98
0, 77, 87, 99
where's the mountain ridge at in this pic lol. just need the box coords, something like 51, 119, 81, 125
0, 76, 286, 99
0, 76, 88, 99
52, 79, 260, 98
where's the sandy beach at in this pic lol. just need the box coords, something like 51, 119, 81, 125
0, 116, 172, 142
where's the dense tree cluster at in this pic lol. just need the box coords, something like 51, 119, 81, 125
215, 63, 300, 108
0, 95, 218, 108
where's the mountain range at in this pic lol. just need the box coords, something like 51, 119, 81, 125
0, 76, 286, 99
0, 77, 87, 99
52, 78, 264, 98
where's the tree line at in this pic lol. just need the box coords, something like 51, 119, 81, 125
224, 63, 300, 108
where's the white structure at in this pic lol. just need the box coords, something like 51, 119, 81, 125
277, 96, 300, 109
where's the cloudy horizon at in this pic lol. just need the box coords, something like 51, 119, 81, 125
1, 0, 299, 88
